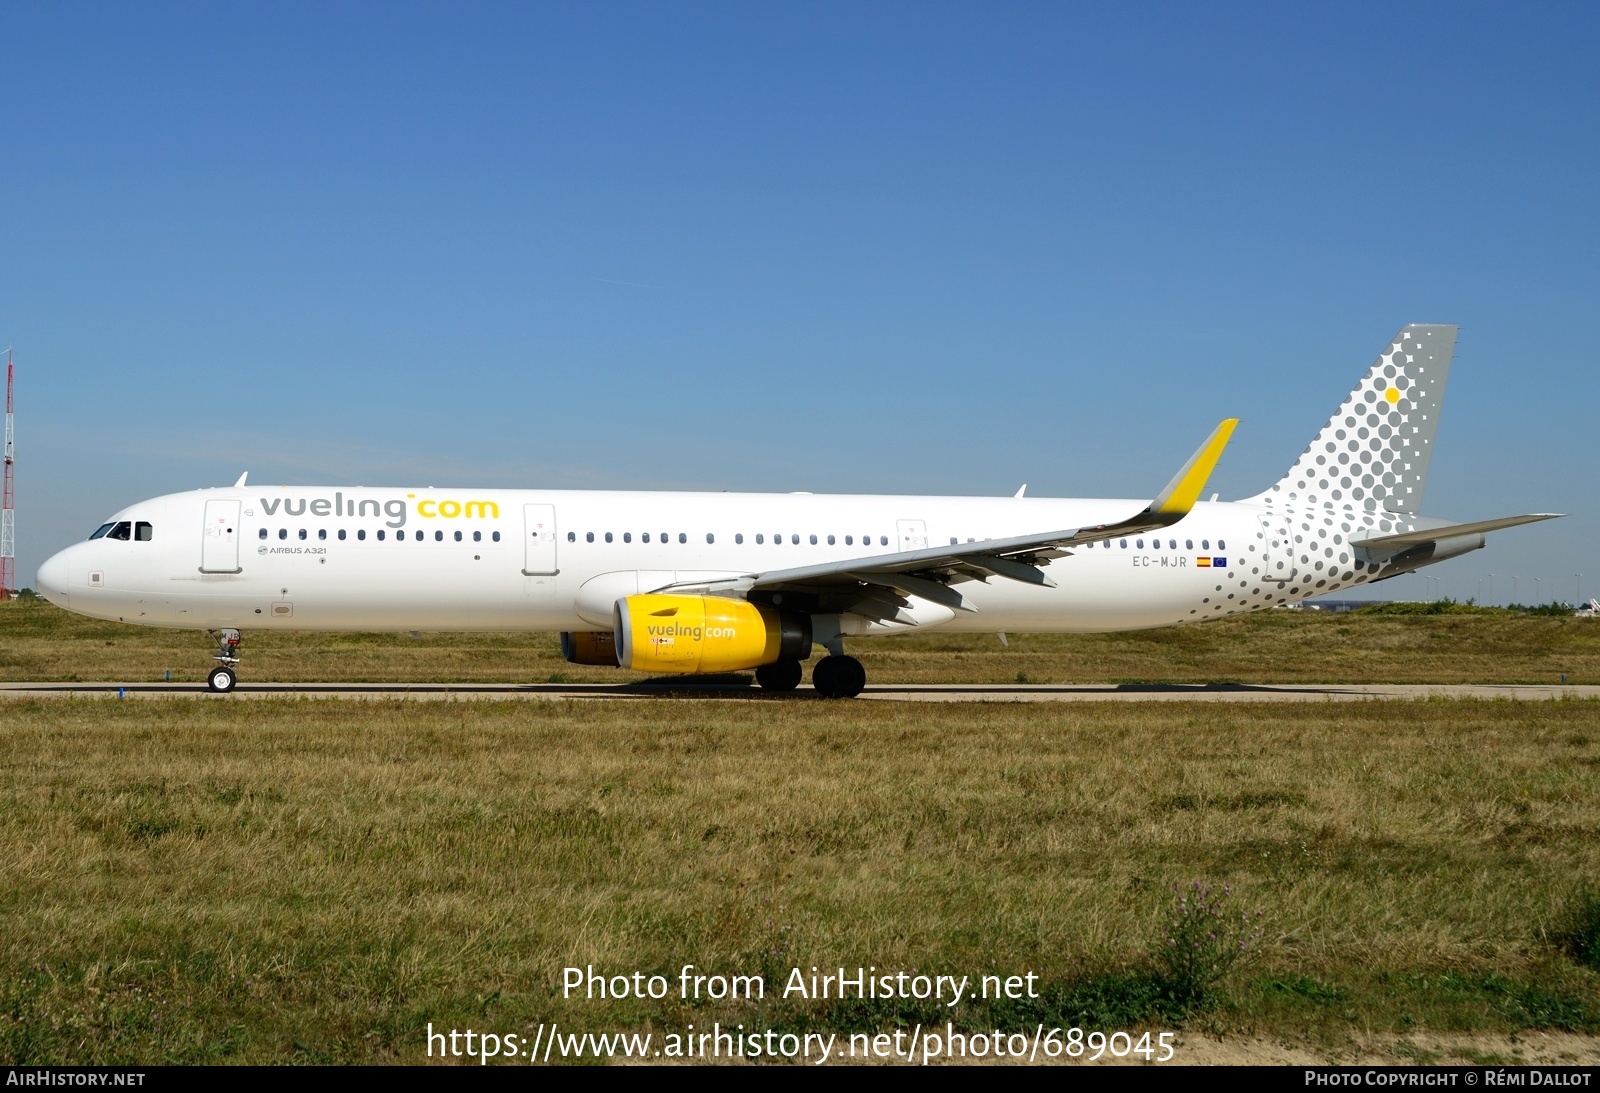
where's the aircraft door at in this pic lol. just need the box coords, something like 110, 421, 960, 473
1258, 512, 1295, 585
523, 504, 559, 576
896, 519, 928, 551
201, 500, 242, 573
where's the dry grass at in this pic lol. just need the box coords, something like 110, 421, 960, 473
3, 696, 1600, 1063
3, 598, 1597, 685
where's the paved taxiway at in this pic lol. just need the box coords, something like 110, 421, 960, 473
1, 681, 1595, 702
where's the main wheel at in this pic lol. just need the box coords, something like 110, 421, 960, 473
833, 655, 866, 698
207, 666, 237, 694
812, 655, 866, 699
755, 660, 803, 691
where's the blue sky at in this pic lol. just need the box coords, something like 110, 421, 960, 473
3, 2, 1596, 604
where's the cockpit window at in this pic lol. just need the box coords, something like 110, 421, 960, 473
105, 522, 132, 541
89, 523, 115, 540
135, 522, 154, 542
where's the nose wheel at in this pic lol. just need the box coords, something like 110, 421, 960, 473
812, 655, 866, 699
205, 629, 242, 694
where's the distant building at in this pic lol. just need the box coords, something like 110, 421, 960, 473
1279, 599, 1392, 613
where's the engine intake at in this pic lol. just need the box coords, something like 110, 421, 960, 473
613, 594, 811, 674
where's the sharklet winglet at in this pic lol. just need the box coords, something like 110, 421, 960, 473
1149, 419, 1238, 517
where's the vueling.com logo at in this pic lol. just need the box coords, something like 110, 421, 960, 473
646, 622, 741, 642
257, 493, 500, 530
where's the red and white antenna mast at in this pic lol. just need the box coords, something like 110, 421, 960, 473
2, 350, 14, 598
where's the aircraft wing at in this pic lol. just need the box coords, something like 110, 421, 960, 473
658, 419, 1238, 617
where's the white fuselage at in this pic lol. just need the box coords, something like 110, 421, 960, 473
35, 486, 1277, 635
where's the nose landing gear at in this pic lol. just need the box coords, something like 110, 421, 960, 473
206, 629, 241, 693
812, 655, 866, 699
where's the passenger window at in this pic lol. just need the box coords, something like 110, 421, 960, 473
454, 531, 462, 542
1185, 539, 1193, 550
792, 534, 800, 545
1120, 539, 1127, 548
357, 530, 366, 541
809, 534, 817, 545
567, 532, 575, 542
475, 531, 483, 542
735, 534, 744, 544
660, 532, 668, 544
339, 530, 347, 540
435, 530, 443, 541
89, 522, 115, 540
135, 522, 153, 541
258, 528, 268, 540
377, 530, 386, 541
1169, 539, 1177, 550
950, 537, 958, 545
1136, 539, 1144, 549
318, 528, 327, 540
845, 535, 853, 545
827, 535, 835, 545
642, 533, 651, 543
1202, 539, 1209, 550
604, 532, 612, 543
623, 532, 632, 543
755, 534, 764, 544
586, 532, 594, 542
299, 529, 307, 540
279, 528, 287, 540
879, 535, 888, 546
706, 533, 714, 544
679, 533, 687, 544
492, 531, 500, 542
1218, 540, 1226, 550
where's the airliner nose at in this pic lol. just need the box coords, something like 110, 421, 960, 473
36, 549, 70, 608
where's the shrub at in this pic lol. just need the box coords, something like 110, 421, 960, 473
1155, 881, 1263, 1014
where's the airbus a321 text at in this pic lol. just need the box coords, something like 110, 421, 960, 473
35, 325, 1560, 697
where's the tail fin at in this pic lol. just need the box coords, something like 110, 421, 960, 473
1252, 324, 1456, 514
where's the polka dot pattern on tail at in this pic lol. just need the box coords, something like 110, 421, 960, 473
1259, 324, 1455, 517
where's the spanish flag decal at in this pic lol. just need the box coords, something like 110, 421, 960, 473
1196, 557, 1212, 567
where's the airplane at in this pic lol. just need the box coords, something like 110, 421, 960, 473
33, 324, 1561, 697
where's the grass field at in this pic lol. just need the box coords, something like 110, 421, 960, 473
3, 695, 1600, 1064
2, 598, 1597, 686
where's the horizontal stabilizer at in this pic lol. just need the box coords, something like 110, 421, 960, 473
1354, 513, 1562, 549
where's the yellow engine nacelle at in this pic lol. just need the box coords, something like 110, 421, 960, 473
560, 631, 618, 666
613, 594, 811, 674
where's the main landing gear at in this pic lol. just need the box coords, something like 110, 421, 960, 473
812, 655, 866, 699
754, 655, 867, 698
755, 659, 803, 692
206, 629, 241, 693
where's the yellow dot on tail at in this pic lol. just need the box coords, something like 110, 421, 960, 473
1385, 388, 1400, 404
